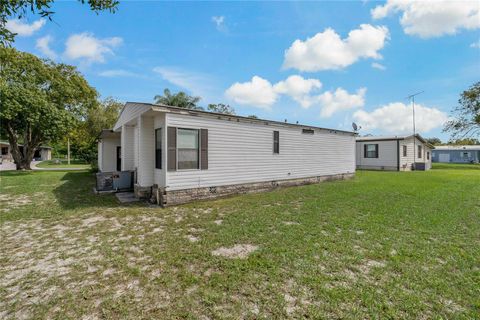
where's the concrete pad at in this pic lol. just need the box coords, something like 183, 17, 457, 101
116, 192, 139, 203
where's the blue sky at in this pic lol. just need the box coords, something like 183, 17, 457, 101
8, 1, 480, 141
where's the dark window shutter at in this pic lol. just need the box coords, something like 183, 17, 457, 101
375, 144, 379, 158
200, 129, 208, 170
167, 127, 177, 171
364, 144, 367, 158
273, 131, 279, 154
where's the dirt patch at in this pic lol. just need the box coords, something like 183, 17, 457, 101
211, 244, 258, 259
283, 221, 300, 226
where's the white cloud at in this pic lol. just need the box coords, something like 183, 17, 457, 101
353, 102, 449, 134
273, 75, 322, 108
64, 32, 123, 63
225, 76, 277, 109
98, 69, 139, 77
35, 35, 57, 60
371, 0, 480, 38
6, 19, 45, 36
371, 62, 386, 70
212, 16, 227, 32
283, 24, 389, 72
318, 88, 366, 118
225, 75, 365, 116
471, 40, 480, 48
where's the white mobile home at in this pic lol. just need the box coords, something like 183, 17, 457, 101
98, 102, 356, 206
356, 135, 433, 171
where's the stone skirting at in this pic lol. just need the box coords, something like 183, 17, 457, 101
134, 184, 152, 200
150, 173, 354, 207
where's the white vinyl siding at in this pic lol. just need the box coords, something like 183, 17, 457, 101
121, 125, 135, 171
99, 136, 120, 172
399, 137, 430, 170
153, 113, 166, 187
113, 103, 151, 131
137, 116, 155, 187
166, 113, 355, 191
356, 140, 398, 170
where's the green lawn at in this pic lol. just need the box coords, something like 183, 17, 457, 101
36, 159, 91, 169
0, 165, 479, 319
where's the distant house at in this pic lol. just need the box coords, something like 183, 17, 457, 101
432, 145, 480, 163
0, 141, 51, 162
98, 102, 356, 206
356, 134, 433, 171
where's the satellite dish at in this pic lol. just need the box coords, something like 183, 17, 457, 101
352, 122, 358, 131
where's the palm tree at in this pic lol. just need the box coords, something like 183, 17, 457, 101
154, 89, 203, 110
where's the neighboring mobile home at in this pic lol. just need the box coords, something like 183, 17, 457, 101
356, 135, 433, 171
432, 145, 480, 163
98, 102, 356, 206
0, 141, 51, 162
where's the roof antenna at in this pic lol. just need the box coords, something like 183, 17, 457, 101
406, 91, 424, 170
284, 119, 287, 123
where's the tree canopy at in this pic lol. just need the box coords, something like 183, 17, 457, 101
425, 137, 442, 146
1, 0, 118, 45
207, 103, 236, 115
154, 89, 203, 110
0, 47, 98, 169
444, 82, 480, 139
72, 98, 123, 162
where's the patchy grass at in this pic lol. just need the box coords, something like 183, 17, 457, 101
36, 159, 91, 169
0, 166, 479, 319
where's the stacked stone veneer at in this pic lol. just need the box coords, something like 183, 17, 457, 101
137, 173, 354, 207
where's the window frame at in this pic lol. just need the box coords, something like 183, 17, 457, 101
417, 145, 422, 159
155, 128, 162, 169
427, 151, 430, 160
364, 144, 379, 158
402, 145, 407, 157
176, 127, 200, 170
273, 130, 279, 154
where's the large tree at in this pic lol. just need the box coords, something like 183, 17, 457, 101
444, 82, 480, 139
425, 137, 442, 146
154, 89, 203, 110
0, 47, 98, 169
1, 0, 118, 45
67, 97, 122, 164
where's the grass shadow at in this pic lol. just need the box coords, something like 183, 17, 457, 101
52, 171, 124, 210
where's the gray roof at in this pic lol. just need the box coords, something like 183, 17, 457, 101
433, 145, 480, 151
356, 134, 433, 148
98, 129, 120, 139
123, 102, 355, 135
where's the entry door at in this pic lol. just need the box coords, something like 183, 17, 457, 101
116, 146, 121, 171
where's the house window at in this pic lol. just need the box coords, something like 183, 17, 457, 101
1, 147, 8, 155
364, 144, 378, 158
462, 152, 470, 159
427, 151, 430, 160
273, 131, 279, 154
155, 128, 162, 169
418, 145, 422, 158
403, 145, 407, 157
177, 128, 199, 169
302, 129, 314, 134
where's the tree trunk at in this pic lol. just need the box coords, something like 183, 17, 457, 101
5, 121, 41, 170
